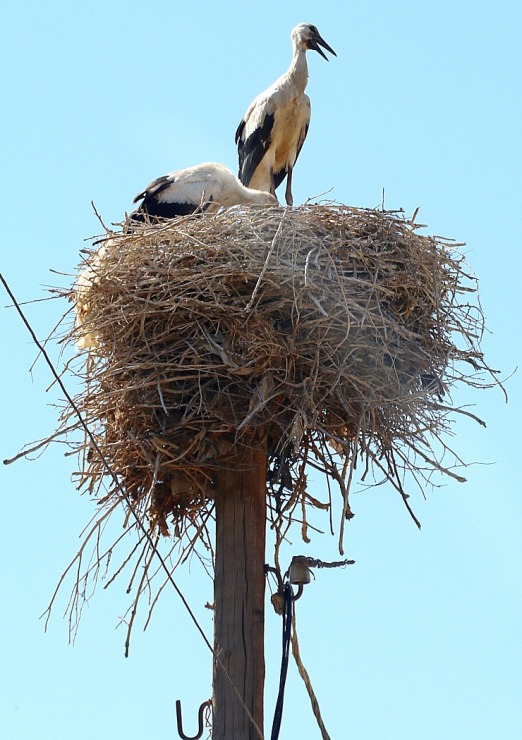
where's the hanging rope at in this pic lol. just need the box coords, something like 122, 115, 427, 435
270, 581, 293, 740
291, 610, 331, 740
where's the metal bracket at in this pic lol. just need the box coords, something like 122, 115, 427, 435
175, 699, 211, 740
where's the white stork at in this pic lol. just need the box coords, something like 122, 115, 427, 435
235, 23, 336, 206
131, 161, 278, 222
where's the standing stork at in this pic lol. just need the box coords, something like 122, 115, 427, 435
235, 23, 336, 206
131, 162, 278, 222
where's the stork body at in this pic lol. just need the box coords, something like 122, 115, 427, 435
131, 162, 278, 222
235, 23, 335, 206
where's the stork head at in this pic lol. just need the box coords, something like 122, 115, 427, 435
248, 190, 280, 207
292, 23, 336, 60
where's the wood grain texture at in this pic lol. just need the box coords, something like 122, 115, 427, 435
212, 444, 267, 739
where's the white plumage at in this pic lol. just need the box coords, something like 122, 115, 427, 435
235, 23, 336, 206
131, 161, 278, 222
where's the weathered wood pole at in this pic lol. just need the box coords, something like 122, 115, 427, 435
212, 441, 267, 739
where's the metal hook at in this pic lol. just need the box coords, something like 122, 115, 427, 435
175, 699, 211, 740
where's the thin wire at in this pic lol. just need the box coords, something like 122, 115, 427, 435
1, 273, 264, 740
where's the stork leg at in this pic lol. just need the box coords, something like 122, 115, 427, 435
285, 167, 294, 206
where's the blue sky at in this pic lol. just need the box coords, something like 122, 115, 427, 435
1, 1, 521, 738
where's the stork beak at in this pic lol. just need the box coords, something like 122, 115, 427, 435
309, 32, 336, 61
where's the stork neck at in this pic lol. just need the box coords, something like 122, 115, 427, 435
287, 46, 309, 91
235, 178, 258, 205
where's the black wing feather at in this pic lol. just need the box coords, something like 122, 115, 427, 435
236, 112, 275, 187
130, 199, 198, 223
132, 174, 174, 204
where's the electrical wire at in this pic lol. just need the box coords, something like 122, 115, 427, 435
270, 582, 293, 740
1, 273, 264, 740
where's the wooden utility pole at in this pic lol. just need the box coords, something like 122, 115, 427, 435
212, 441, 267, 739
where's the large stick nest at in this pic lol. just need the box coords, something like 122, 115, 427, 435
67, 204, 493, 541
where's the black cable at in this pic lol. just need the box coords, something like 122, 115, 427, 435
271, 581, 293, 740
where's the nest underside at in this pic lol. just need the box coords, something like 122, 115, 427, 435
66, 204, 489, 537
